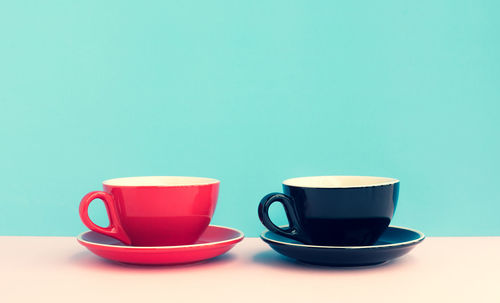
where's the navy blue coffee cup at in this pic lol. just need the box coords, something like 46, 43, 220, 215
258, 176, 399, 246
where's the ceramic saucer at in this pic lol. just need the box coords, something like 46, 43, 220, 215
77, 225, 244, 265
261, 226, 425, 266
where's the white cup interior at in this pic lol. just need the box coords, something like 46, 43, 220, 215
282, 176, 399, 188
102, 176, 220, 187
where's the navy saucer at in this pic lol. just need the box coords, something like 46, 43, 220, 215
261, 226, 425, 266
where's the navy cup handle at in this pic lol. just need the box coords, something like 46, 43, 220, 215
258, 193, 308, 243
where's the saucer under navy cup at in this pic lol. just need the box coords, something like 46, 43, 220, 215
261, 226, 425, 266
258, 176, 399, 246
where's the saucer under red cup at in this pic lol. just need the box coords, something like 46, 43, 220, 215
77, 225, 244, 265
79, 176, 219, 246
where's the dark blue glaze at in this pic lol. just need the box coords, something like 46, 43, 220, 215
259, 182, 399, 246
260, 226, 425, 267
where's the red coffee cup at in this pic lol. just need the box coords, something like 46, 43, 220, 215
79, 176, 219, 246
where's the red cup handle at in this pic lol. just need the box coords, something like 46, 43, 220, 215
79, 191, 131, 245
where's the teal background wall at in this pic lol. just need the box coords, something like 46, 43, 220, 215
1, 1, 499, 237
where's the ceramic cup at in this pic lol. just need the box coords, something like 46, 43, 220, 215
258, 176, 399, 246
79, 176, 219, 246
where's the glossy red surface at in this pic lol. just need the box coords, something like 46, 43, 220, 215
79, 178, 219, 246
77, 225, 244, 265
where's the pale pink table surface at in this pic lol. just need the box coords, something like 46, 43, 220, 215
1, 236, 499, 302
